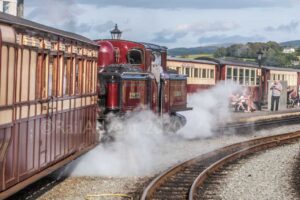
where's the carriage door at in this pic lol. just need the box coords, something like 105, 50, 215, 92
47, 54, 64, 161
36, 52, 51, 168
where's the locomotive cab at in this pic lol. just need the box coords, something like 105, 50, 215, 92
96, 39, 192, 132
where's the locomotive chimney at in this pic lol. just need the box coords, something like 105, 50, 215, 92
17, 0, 24, 18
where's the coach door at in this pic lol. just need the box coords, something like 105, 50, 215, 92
47, 54, 70, 162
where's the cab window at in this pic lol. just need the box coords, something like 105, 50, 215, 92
128, 49, 143, 64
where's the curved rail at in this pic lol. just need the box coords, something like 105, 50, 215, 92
188, 132, 300, 199
140, 131, 300, 200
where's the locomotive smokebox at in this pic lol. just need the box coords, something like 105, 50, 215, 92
106, 77, 119, 110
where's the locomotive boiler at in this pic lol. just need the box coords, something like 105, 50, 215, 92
95, 25, 191, 132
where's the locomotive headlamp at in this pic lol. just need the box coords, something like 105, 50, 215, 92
257, 49, 263, 61
110, 24, 122, 40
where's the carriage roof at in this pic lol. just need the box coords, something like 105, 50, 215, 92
0, 12, 98, 46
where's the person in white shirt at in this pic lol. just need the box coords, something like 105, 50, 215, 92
270, 80, 282, 111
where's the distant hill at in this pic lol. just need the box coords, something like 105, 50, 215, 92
280, 40, 300, 47
168, 45, 222, 56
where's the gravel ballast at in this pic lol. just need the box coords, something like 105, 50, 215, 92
37, 124, 300, 200
218, 142, 300, 200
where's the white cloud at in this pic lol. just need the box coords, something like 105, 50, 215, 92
25, 1, 300, 48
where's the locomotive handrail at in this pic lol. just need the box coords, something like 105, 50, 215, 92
121, 72, 149, 76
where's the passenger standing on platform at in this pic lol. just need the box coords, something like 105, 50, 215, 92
270, 80, 282, 111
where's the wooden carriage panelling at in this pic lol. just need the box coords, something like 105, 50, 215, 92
0, 12, 99, 198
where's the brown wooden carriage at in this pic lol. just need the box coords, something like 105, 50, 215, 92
0, 13, 99, 199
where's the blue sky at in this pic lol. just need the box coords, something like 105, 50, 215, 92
25, 0, 300, 48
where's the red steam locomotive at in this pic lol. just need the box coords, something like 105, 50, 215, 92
95, 25, 191, 131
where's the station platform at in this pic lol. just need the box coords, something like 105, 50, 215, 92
228, 107, 300, 124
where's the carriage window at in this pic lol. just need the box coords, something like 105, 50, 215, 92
29, 51, 37, 101
239, 68, 244, 85
185, 68, 190, 77
251, 70, 255, 85
277, 74, 280, 80
128, 49, 143, 65
63, 57, 72, 96
82, 60, 87, 94
58, 56, 63, 96
71, 58, 76, 95
202, 69, 206, 78
51, 57, 58, 96
75, 60, 79, 94
76, 59, 84, 94
21, 49, 30, 102
36, 54, 48, 99
50, 56, 61, 97
0, 46, 8, 105
48, 57, 53, 96
85, 60, 91, 93
210, 69, 214, 79
194, 68, 199, 78
233, 68, 238, 81
226, 67, 232, 80
176, 67, 181, 74
91, 61, 96, 93
245, 69, 250, 85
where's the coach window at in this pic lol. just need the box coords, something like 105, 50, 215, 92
63, 56, 72, 96
82, 60, 87, 94
76, 59, 84, 94
194, 68, 199, 78
36, 54, 48, 99
202, 69, 206, 78
239, 68, 244, 85
176, 67, 181, 74
245, 69, 249, 85
71, 57, 76, 95
51, 56, 60, 97
185, 68, 190, 77
0, 45, 15, 105
21, 49, 30, 102
226, 67, 232, 80
272, 73, 275, 80
210, 69, 214, 79
58, 56, 64, 96
85, 60, 92, 93
29, 51, 37, 101
85, 60, 89, 94
49, 55, 62, 97
250, 70, 255, 85
233, 68, 238, 81
51, 56, 57, 96
48, 57, 53, 96
75, 59, 79, 94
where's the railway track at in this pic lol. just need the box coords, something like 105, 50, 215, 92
6, 114, 300, 200
140, 131, 300, 200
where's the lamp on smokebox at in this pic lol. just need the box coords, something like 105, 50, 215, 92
257, 49, 264, 110
110, 24, 122, 40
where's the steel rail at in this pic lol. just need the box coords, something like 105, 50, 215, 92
140, 131, 300, 200
188, 132, 300, 200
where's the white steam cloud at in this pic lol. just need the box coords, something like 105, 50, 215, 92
69, 82, 241, 176
178, 82, 240, 139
